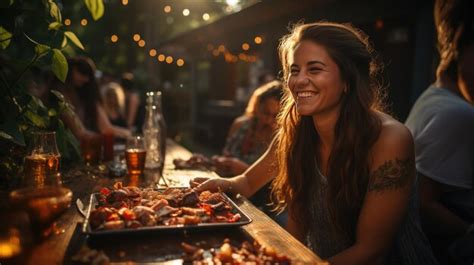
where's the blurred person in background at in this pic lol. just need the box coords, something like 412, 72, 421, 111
54, 56, 131, 140
405, 0, 474, 263
101, 82, 127, 128
213, 80, 283, 177
212, 80, 283, 223
120, 72, 144, 132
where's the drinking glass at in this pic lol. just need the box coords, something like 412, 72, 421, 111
81, 133, 103, 166
125, 135, 147, 177
9, 131, 72, 241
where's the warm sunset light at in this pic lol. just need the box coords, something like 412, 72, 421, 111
176, 59, 185, 67
133, 34, 141, 41
110, 35, 119, 43
138, 40, 146, 47
242, 43, 250, 51
164, 5, 171, 13
149, 49, 157, 57
80, 19, 88, 26
166, 56, 174, 64
64, 19, 71, 26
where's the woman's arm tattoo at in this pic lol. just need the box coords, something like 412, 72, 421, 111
368, 158, 414, 192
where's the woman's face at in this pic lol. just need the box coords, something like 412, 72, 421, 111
287, 40, 346, 117
71, 68, 90, 88
256, 98, 280, 130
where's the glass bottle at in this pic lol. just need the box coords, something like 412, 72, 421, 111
142, 91, 167, 171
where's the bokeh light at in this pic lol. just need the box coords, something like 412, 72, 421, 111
111, 35, 119, 43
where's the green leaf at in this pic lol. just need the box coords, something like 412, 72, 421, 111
64, 31, 84, 50
48, 0, 62, 22
84, 0, 104, 21
61, 36, 67, 48
51, 49, 68, 83
0, 118, 25, 146
0, 26, 12, 50
48, 22, 62, 30
24, 110, 48, 128
35, 44, 50, 58
29, 96, 47, 112
48, 108, 58, 117
50, 90, 66, 102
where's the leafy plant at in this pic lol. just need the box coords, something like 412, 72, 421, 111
0, 0, 104, 189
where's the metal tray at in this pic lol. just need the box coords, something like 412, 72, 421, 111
81, 188, 252, 236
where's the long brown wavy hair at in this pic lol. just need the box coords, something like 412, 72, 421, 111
434, 0, 474, 80
67, 56, 101, 131
271, 22, 385, 240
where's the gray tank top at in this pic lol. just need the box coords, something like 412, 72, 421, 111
306, 171, 439, 264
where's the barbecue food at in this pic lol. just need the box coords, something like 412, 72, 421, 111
173, 154, 216, 171
181, 238, 293, 264
88, 182, 241, 231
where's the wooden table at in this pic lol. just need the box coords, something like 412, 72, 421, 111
4, 140, 323, 264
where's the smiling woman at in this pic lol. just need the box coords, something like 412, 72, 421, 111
193, 22, 438, 265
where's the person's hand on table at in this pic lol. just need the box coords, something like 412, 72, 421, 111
212, 155, 249, 177
190, 177, 233, 193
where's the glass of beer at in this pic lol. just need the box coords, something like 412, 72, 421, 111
125, 135, 147, 176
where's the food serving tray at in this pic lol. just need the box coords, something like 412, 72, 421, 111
81, 188, 252, 236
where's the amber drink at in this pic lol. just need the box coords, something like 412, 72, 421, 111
24, 154, 60, 187
125, 148, 146, 175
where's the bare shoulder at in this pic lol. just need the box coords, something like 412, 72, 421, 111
227, 115, 251, 137
367, 112, 415, 193
373, 112, 414, 155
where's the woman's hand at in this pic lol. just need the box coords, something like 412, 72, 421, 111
190, 177, 233, 193
212, 155, 249, 177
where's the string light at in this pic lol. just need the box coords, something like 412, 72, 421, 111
111, 35, 119, 43
64, 19, 71, 26
80, 19, 88, 26
122, 0, 128, 5
165, 56, 174, 64
242, 43, 249, 51
158, 54, 165, 62
254, 36, 262, 44
176, 59, 184, 67
164, 5, 171, 13
202, 13, 210, 21
133, 34, 141, 41
218, 45, 225, 53
149, 49, 157, 57
182, 9, 190, 16
138, 39, 146, 47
